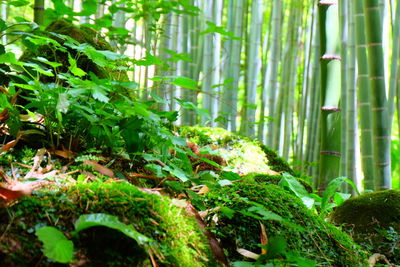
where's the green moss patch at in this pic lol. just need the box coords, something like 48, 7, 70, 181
244, 173, 313, 193
179, 126, 294, 175
203, 182, 367, 266
0, 181, 213, 266
331, 190, 400, 263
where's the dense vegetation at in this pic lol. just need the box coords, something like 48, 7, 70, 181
0, 0, 399, 266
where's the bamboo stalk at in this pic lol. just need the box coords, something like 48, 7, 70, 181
355, 0, 374, 190
363, 0, 391, 190
317, 0, 342, 191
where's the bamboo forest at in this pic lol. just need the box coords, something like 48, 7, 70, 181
1, 0, 400, 266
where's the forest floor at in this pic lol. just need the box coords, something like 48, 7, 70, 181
0, 126, 397, 266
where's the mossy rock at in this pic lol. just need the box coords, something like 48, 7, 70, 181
331, 190, 400, 263
178, 126, 294, 176
203, 182, 367, 266
0, 181, 213, 266
20, 19, 127, 82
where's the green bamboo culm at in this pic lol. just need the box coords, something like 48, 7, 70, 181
363, 0, 391, 190
34, 0, 44, 25
317, 0, 342, 191
346, 0, 358, 190
338, 0, 348, 178
355, 0, 374, 190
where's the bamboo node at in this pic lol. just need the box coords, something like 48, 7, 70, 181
376, 162, 390, 167
365, 6, 381, 11
369, 76, 384, 80
368, 42, 383, 47
321, 106, 341, 112
371, 107, 387, 111
318, 0, 338, 5
374, 136, 391, 140
320, 54, 341, 60
320, 151, 341, 157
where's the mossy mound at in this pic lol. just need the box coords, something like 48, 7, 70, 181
0, 181, 213, 266
331, 190, 400, 263
178, 126, 294, 175
203, 182, 367, 266
20, 19, 127, 81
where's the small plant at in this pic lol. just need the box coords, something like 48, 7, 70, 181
278, 173, 358, 216
36, 213, 154, 264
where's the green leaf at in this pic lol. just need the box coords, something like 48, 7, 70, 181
175, 98, 210, 118
220, 207, 235, 219
320, 177, 351, 213
36, 57, 63, 68
150, 92, 170, 104
279, 174, 314, 209
51, 0, 74, 15
68, 54, 87, 77
9, 0, 30, 7
36, 226, 74, 263
218, 179, 232, 186
0, 18, 7, 31
171, 77, 197, 90
97, 50, 127, 61
134, 52, 164, 66
145, 163, 166, 178
92, 86, 110, 103
163, 165, 190, 182
75, 213, 154, 246
25, 62, 54, 76
333, 192, 351, 206
221, 171, 241, 181
0, 52, 23, 65
266, 236, 287, 259
233, 261, 256, 267
56, 93, 70, 113
77, 0, 97, 16
247, 206, 283, 221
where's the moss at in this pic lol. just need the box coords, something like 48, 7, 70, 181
258, 144, 295, 176
203, 182, 367, 266
179, 126, 294, 175
244, 173, 313, 193
0, 181, 213, 266
331, 190, 400, 263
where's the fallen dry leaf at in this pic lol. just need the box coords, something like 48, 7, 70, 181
236, 248, 259, 260
84, 160, 114, 177
197, 185, 209, 195
368, 253, 392, 267
1, 133, 21, 152
0, 109, 9, 121
267, 169, 281, 176
50, 147, 76, 160
260, 222, 268, 254
186, 203, 228, 266
0, 182, 35, 201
